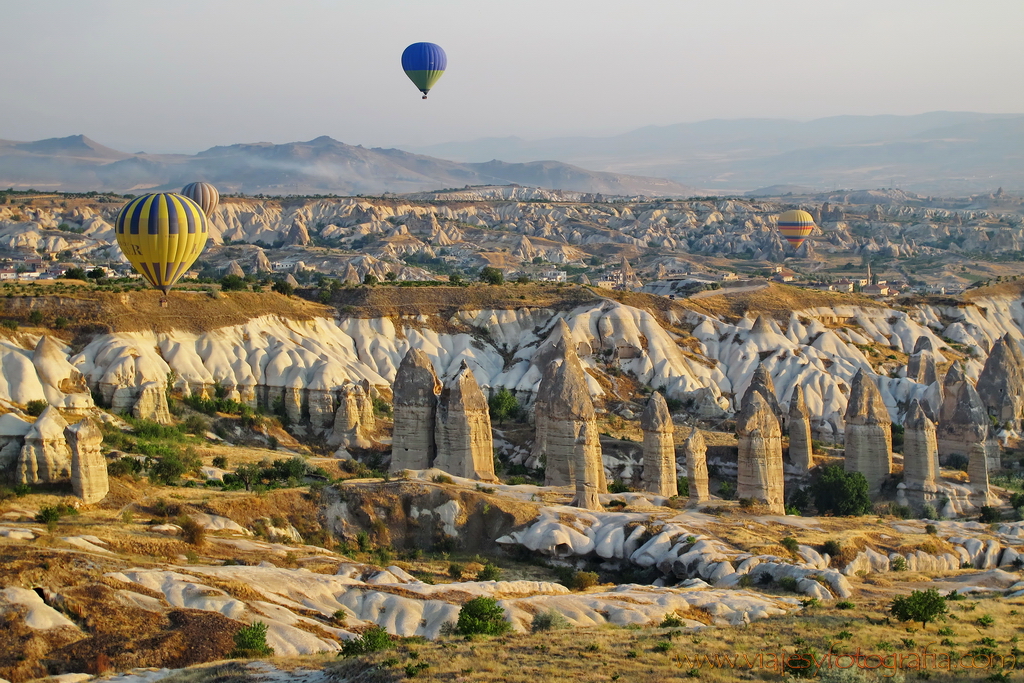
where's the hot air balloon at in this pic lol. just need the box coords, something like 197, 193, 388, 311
180, 182, 219, 217
114, 193, 209, 295
777, 209, 815, 249
401, 42, 446, 99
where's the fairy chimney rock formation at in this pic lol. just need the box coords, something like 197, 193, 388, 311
15, 406, 71, 485
906, 336, 938, 386
434, 362, 497, 481
66, 418, 108, 504
544, 350, 605, 509
683, 428, 710, 506
943, 381, 998, 506
639, 392, 677, 497
937, 363, 968, 462
225, 260, 245, 278
787, 384, 814, 473
843, 369, 893, 496
902, 399, 940, 511
736, 391, 785, 514
132, 381, 173, 425
389, 349, 441, 473
976, 335, 1024, 426
536, 319, 576, 485
329, 382, 374, 451
741, 362, 783, 422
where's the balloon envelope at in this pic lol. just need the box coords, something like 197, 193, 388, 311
777, 209, 815, 248
180, 182, 219, 217
402, 42, 446, 96
115, 193, 209, 294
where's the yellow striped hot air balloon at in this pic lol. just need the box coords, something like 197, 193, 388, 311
114, 193, 209, 294
777, 209, 815, 249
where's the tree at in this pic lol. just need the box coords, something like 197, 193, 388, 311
488, 388, 519, 424
219, 274, 248, 291
810, 464, 872, 516
384, 271, 397, 281
479, 267, 504, 286
363, 273, 379, 286
63, 267, 87, 281
88, 267, 106, 279
449, 273, 463, 286
272, 280, 294, 296
234, 463, 262, 491
456, 596, 511, 635
890, 589, 947, 629
231, 621, 274, 658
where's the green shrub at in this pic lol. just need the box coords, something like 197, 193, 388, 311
488, 388, 520, 424
25, 399, 47, 417
608, 479, 630, 494
211, 455, 228, 469
231, 621, 274, 657
660, 613, 685, 628
891, 556, 907, 572
835, 600, 855, 610
455, 596, 511, 636
810, 464, 872, 516
676, 477, 689, 497
448, 562, 464, 580
780, 536, 800, 555
977, 614, 995, 628
477, 562, 501, 581
921, 503, 938, 520
978, 506, 1001, 523
820, 539, 842, 557
890, 589, 947, 628
356, 531, 371, 552
653, 641, 672, 653
340, 625, 393, 657
219, 274, 248, 291
777, 576, 799, 592
108, 456, 143, 478
531, 609, 570, 632
567, 570, 599, 591
177, 516, 206, 546
432, 473, 455, 485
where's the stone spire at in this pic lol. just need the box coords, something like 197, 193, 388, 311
225, 260, 245, 278
787, 384, 814, 473
434, 362, 497, 481
736, 391, 785, 514
640, 392, 676, 497
328, 382, 374, 450
66, 418, 108, 504
976, 335, 1024, 426
843, 369, 892, 496
906, 336, 938, 386
683, 428, 709, 506
16, 406, 70, 485
544, 350, 605, 509
536, 319, 577, 486
389, 349, 441, 473
741, 363, 783, 422
944, 381, 998, 506
902, 399, 939, 512
937, 362, 969, 463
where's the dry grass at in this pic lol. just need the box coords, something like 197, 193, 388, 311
681, 283, 886, 323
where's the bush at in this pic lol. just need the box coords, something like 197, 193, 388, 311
780, 537, 800, 556
231, 621, 274, 657
567, 570, 599, 591
432, 473, 455, 485
820, 539, 842, 557
448, 562, 464, 580
810, 464, 872, 516
608, 479, 630, 494
488, 388, 520, 424
63, 267, 88, 280
835, 600, 855, 610
219, 274, 248, 291
777, 576, 799, 592
28, 310, 43, 325
479, 267, 504, 286
178, 516, 206, 546
531, 609, 570, 632
660, 612, 685, 628
921, 503, 938, 520
978, 506, 1001, 523
455, 596, 511, 636
676, 477, 689, 498
890, 589, 947, 628
891, 555, 907, 572
211, 455, 228, 469
477, 562, 501, 581
272, 280, 294, 296
25, 399, 48, 417
340, 625, 393, 657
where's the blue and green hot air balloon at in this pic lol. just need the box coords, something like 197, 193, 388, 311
402, 42, 446, 99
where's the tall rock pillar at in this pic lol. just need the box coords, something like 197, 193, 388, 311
976, 335, 1024, 427
640, 392, 677, 497
684, 428, 710, 506
434, 361, 497, 481
843, 369, 892, 496
389, 349, 441, 473
787, 384, 814, 473
902, 399, 939, 512
937, 363, 968, 464
736, 391, 785, 514
66, 418, 108, 504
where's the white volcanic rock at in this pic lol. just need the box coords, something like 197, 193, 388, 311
434, 361, 497, 481
390, 348, 441, 473
844, 369, 892, 496
736, 391, 785, 514
66, 418, 107, 504
16, 406, 70, 485
640, 392, 676, 497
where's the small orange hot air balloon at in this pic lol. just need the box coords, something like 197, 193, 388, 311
777, 209, 815, 249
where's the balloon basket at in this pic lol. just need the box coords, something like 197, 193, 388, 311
159, 297, 168, 308
422, 95, 427, 100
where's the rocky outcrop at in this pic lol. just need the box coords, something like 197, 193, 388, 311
741, 361, 783, 421
32, 336, 91, 412
389, 349, 441, 473
434, 362, 497, 481
902, 399, 939, 512
225, 260, 245, 278
937, 363, 969, 463
843, 369, 892, 496
976, 335, 1024, 426
541, 349, 604, 509
16, 407, 70, 485
65, 418, 107, 504
536, 320, 576, 486
683, 428, 709, 506
942, 380, 996, 496
0, 413, 32, 474
639, 392, 676, 497
736, 391, 785, 514
906, 336, 938, 386
787, 384, 813, 473
131, 380, 172, 425
328, 382, 374, 450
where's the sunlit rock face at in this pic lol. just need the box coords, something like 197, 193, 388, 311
736, 391, 785, 514
434, 361, 497, 482
390, 348, 440, 473
843, 369, 892, 497
640, 392, 676, 497
787, 384, 813, 474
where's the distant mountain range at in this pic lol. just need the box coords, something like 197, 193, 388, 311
411, 112, 1024, 195
0, 135, 694, 197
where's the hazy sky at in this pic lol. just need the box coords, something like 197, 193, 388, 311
4, 0, 1023, 153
